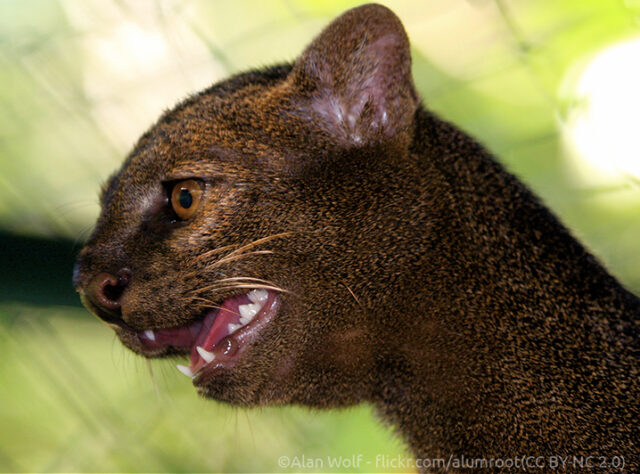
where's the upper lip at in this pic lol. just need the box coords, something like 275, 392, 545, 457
80, 294, 135, 331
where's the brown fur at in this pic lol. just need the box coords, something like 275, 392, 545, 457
74, 4, 640, 471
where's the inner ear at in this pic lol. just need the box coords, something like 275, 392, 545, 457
289, 4, 418, 147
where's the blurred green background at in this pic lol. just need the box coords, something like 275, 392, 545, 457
1, 0, 640, 472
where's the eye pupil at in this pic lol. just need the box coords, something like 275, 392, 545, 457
178, 188, 193, 209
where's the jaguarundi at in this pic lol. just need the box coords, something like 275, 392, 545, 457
73, 4, 639, 471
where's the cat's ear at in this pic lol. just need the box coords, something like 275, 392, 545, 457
289, 4, 418, 147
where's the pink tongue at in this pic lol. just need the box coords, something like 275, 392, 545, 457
189, 295, 244, 370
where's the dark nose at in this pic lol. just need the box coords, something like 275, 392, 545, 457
86, 269, 131, 321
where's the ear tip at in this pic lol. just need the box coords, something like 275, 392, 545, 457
335, 3, 410, 52
347, 3, 399, 18
341, 3, 406, 30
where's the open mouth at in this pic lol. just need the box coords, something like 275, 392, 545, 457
137, 289, 280, 379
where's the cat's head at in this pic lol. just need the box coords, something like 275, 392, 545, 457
74, 4, 420, 406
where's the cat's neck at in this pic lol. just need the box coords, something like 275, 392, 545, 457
369, 109, 640, 463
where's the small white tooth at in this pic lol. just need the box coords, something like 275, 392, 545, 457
227, 323, 242, 334
239, 303, 260, 320
196, 346, 215, 363
248, 289, 268, 304
176, 364, 193, 378
143, 329, 156, 341
239, 316, 251, 326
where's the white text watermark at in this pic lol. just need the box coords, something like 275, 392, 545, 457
277, 454, 626, 471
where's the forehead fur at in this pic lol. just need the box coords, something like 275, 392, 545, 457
118, 64, 294, 180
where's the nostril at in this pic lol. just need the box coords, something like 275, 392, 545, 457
91, 270, 131, 312
100, 277, 122, 308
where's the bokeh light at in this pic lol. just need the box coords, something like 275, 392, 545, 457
563, 36, 640, 184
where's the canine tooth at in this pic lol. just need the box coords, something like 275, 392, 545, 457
196, 346, 215, 363
239, 303, 260, 320
248, 289, 268, 304
228, 323, 242, 334
176, 364, 193, 377
143, 329, 156, 341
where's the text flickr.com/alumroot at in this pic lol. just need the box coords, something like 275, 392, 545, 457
276, 454, 626, 471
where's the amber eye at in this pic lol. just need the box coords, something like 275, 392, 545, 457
170, 179, 203, 220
